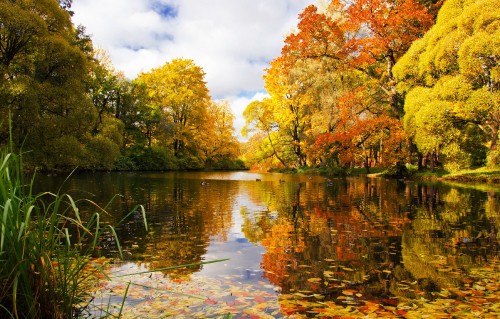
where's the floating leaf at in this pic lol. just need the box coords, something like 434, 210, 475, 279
307, 277, 322, 283
342, 290, 355, 296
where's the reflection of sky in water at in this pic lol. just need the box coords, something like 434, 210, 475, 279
34, 171, 500, 317
201, 192, 268, 284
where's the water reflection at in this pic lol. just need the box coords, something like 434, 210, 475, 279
34, 172, 500, 317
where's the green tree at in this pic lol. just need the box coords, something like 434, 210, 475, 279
394, 0, 499, 170
0, 0, 96, 170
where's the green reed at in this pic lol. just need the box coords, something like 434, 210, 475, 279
0, 152, 146, 318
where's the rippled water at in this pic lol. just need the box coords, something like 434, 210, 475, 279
36, 171, 500, 318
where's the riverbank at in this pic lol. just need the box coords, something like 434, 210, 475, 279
290, 165, 500, 184
439, 166, 500, 183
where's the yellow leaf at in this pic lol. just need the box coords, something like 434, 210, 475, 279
307, 277, 322, 283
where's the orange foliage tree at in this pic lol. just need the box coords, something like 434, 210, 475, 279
242, 0, 439, 170
340, 0, 439, 117
313, 115, 407, 171
286, 0, 436, 168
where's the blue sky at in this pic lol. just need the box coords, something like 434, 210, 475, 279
72, 0, 316, 136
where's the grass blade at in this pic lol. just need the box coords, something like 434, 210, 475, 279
117, 281, 131, 318
107, 225, 123, 258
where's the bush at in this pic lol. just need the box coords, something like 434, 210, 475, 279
406, 163, 419, 176
113, 155, 138, 171
487, 148, 500, 167
320, 165, 346, 177
383, 162, 409, 178
128, 146, 178, 170
176, 155, 204, 170
40, 135, 85, 170
85, 135, 121, 170
211, 159, 247, 170
441, 143, 473, 172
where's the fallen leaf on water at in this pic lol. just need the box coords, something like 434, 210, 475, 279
342, 290, 356, 296
307, 278, 322, 283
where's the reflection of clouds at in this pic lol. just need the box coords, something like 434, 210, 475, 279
201, 235, 267, 282
41, 172, 500, 315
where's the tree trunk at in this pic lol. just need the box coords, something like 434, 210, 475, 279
146, 128, 152, 147
418, 153, 424, 170
379, 139, 383, 166
266, 132, 288, 168
386, 52, 401, 118
430, 151, 436, 172
490, 124, 499, 150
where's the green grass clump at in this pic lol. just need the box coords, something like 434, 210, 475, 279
0, 152, 146, 318
442, 166, 500, 183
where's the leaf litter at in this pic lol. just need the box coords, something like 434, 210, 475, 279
83, 256, 500, 318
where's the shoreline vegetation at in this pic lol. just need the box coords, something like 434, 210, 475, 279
0, 151, 147, 318
2, 0, 498, 177
0, 151, 229, 318
284, 165, 500, 185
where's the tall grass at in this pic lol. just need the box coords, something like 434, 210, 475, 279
0, 152, 146, 318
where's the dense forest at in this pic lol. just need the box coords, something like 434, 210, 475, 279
0, 0, 242, 171
242, 0, 499, 173
0, 0, 498, 173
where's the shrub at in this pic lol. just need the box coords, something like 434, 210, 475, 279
128, 146, 178, 170
441, 143, 473, 172
113, 155, 138, 171
85, 135, 121, 170
487, 148, 500, 167
41, 135, 85, 170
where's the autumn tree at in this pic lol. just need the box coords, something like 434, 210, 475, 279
85, 49, 130, 169
243, 0, 434, 172
242, 98, 291, 168
265, 57, 321, 166
340, 0, 438, 118
135, 59, 211, 166
394, 0, 499, 170
202, 100, 241, 169
279, 1, 438, 118
243, 6, 348, 169
133, 59, 242, 170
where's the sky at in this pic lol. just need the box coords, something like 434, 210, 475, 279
71, 0, 316, 138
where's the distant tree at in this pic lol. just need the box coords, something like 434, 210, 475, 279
135, 59, 212, 168
202, 100, 241, 168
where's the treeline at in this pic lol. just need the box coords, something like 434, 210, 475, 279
242, 0, 499, 173
0, 0, 243, 171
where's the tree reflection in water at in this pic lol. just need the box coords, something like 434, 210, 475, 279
34, 173, 499, 317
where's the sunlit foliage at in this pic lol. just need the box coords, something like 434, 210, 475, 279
0, 1, 242, 171
0, 0, 96, 170
394, 0, 499, 171
243, 0, 436, 171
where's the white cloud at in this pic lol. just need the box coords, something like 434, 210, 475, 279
71, 0, 315, 135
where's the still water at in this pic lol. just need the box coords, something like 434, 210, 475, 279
37, 171, 500, 318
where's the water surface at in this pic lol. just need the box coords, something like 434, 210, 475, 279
36, 172, 500, 318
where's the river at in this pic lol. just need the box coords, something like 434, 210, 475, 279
35, 171, 500, 318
